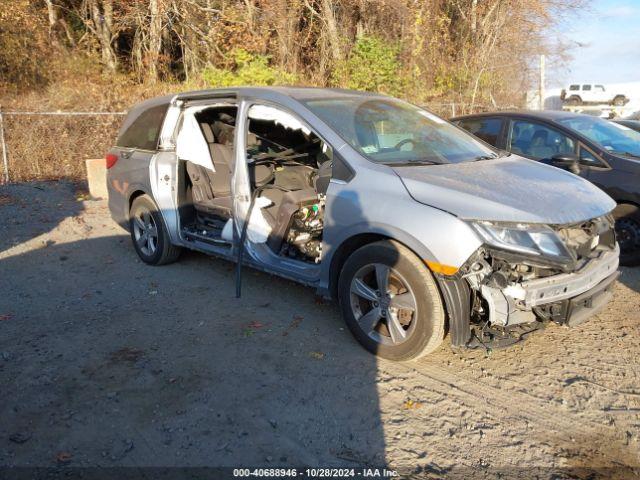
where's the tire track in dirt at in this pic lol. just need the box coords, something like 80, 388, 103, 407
383, 360, 640, 467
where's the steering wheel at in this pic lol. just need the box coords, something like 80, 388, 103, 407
394, 138, 416, 150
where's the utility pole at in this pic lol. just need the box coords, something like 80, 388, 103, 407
539, 54, 546, 111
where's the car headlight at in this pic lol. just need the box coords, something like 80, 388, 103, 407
470, 221, 574, 263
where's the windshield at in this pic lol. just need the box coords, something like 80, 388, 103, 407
558, 116, 640, 158
303, 97, 497, 165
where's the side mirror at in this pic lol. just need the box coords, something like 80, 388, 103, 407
550, 153, 581, 175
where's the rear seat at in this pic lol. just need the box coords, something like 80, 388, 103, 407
186, 121, 274, 219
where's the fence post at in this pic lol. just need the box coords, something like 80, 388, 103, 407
0, 106, 9, 183
0, 107, 8, 184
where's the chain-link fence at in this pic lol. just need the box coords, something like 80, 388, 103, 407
427, 102, 519, 118
0, 111, 126, 184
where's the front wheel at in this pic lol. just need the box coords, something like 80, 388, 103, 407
613, 203, 640, 266
338, 240, 445, 361
129, 195, 181, 265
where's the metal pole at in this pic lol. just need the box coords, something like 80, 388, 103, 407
539, 54, 546, 111
0, 107, 9, 184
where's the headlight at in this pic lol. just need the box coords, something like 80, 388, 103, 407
471, 221, 574, 262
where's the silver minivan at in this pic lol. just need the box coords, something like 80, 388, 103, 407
106, 87, 619, 360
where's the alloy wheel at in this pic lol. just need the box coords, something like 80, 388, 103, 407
349, 263, 418, 346
132, 208, 159, 257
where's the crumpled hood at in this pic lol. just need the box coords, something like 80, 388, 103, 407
393, 156, 616, 224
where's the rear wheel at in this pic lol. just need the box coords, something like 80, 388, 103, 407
566, 96, 582, 106
338, 240, 445, 361
613, 95, 626, 107
613, 203, 640, 266
129, 195, 181, 265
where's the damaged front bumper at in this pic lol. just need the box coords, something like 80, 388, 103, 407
480, 245, 619, 329
504, 245, 619, 309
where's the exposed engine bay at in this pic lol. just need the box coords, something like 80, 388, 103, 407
457, 215, 619, 349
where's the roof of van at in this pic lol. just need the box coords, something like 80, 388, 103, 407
177, 86, 384, 100
127, 87, 387, 112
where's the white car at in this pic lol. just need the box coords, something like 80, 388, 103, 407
561, 83, 629, 106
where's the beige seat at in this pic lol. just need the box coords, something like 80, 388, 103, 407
186, 122, 273, 218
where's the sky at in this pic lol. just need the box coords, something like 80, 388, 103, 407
549, 0, 640, 87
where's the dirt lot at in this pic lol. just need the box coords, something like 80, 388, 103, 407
1, 181, 639, 478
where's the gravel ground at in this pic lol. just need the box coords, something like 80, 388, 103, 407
0, 181, 639, 478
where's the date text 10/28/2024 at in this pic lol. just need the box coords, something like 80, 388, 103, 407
233, 468, 399, 478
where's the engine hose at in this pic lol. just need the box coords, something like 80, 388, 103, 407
235, 185, 290, 298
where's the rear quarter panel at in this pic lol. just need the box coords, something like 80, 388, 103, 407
106, 148, 155, 231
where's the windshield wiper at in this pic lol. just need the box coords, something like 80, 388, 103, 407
386, 159, 446, 166
472, 154, 500, 161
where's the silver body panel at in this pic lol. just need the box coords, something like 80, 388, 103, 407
394, 156, 616, 224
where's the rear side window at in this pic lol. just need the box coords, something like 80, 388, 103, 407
457, 117, 503, 146
569, 85, 579, 91
117, 104, 168, 150
582, 84, 592, 91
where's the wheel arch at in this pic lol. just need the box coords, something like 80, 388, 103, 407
126, 188, 152, 221
614, 199, 640, 210
326, 231, 472, 347
328, 232, 392, 300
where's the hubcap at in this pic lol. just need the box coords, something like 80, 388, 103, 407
133, 208, 158, 256
349, 263, 417, 346
615, 218, 640, 255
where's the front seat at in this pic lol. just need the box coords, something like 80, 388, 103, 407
528, 130, 554, 159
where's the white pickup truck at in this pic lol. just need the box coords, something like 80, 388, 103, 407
561, 83, 629, 106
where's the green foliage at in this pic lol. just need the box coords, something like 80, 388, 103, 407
333, 36, 404, 95
202, 49, 297, 87
432, 66, 471, 95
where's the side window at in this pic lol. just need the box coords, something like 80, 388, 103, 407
457, 117, 503, 146
595, 85, 605, 92
579, 145, 605, 167
582, 84, 592, 91
569, 84, 579, 91
508, 120, 575, 160
117, 104, 168, 150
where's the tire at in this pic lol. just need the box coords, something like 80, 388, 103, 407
566, 96, 582, 106
338, 240, 445, 361
129, 194, 181, 265
613, 96, 626, 107
613, 203, 640, 267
